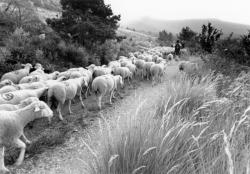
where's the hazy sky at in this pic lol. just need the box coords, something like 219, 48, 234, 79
104, 0, 250, 25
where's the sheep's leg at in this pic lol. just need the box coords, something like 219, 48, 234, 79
68, 100, 73, 114
109, 91, 113, 104
14, 139, 26, 166
21, 133, 31, 145
57, 103, 64, 121
98, 96, 102, 110
79, 93, 85, 108
0, 146, 9, 173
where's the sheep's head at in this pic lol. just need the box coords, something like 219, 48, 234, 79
33, 101, 53, 119
0, 79, 14, 88
20, 97, 39, 108
22, 63, 33, 69
34, 63, 43, 70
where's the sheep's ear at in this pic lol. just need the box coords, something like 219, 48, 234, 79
34, 104, 40, 112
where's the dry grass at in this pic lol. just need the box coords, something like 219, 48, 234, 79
85, 69, 250, 174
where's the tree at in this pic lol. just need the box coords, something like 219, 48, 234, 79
199, 22, 222, 53
178, 26, 197, 42
158, 30, 174, 45
46, 0, 121, 48
241, 30, 250, 56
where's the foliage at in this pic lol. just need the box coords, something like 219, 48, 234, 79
158, 30, 174, 46
241, 30, 250, 57
46, 0, 121, 48
178, 26, 197, 42
199, 22, 223, 53
1, 0, 41, 28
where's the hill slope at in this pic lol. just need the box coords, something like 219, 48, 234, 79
126, 17, 250, 36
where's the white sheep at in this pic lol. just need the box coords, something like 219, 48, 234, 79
47, 76, 87, 120
144, 62, 155, 80
167, 53, 174, 61
179, 61, 199, 74
1, 63, 33, 84
0, 79, 14, 88
92, 67, 112, 79
108, 61, 121, 69
125, 63, 136, 78
19, 76, 34, 84
29, 63, 45, 76
0, 85, 20, 94
0, 100, 53, 173
92, 74, 123, 110
0, 97, 39, 111
112, 67, 132, 83
0, 87, 48, 105
133, 59, 145, 79
150, 63, 165, 86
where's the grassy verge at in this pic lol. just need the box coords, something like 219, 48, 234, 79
86, 70, 250, 174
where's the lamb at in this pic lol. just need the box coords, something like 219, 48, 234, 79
0, 87, 48, 105
150, 63, 165, 86
1, 63, 33, 84
92, 74, 123, 110
0, 97, 39, 111
47, 77, 87, 120
0, 100, 53, 173
179, 61, 199, 74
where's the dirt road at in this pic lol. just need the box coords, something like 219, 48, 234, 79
11, 64, 179, 174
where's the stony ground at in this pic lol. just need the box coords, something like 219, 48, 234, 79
9, 63, 179, 174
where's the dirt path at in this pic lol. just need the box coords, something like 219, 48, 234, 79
12, 64, 179, 174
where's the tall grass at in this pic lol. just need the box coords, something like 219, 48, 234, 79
84, 71, 250, 174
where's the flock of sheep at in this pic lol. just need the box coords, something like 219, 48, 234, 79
0, 46, 198, 173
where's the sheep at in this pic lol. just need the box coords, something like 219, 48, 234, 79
0, 100, 53, 172
133, 59, 145, 79
29, 63, 45, 76
150, 63, 165, 86
0, 87, 48, 105
47, 77, 87, 120
0, 79, 14, 88
0, 85, 20, 94
125, 63, 136, 78
179, 61, 199, 74
167, 53, 174, 61
1, 63, 33, 84
19, 76, 34, 84
144, 62, 155, 80
92, 67, 112, 79
92, 74, 123, 110
0, 97, 39, 111
112, 67, 132, 83
108, 61, 121, 69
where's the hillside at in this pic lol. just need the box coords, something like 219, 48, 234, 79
126, 17, 250, 37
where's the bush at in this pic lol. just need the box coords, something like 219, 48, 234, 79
199, 23, 222, 53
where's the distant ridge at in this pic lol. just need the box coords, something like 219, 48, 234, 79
126, 17, 250, 37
